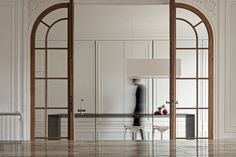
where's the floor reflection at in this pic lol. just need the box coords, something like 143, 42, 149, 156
1, 140, 236, 156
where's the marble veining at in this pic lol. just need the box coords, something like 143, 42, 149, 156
1, 140, 236, 156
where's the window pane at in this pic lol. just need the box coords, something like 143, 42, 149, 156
35, 50, 45, 77
35, 22, 47, 48
198, 50, 208, 78
35, 109, 45, 137
199, 80, 208, 108
176, 8, 201, 26
176, 80, 196, 108
47, 109, 68, 139
48, 50, 67, 77
176, 40, 196, 48
198, 109, 208, 138
176, 50, 196, 78
176, 20, 196, 47
47, 80, 68, 107
48, 20, 68, 47
196, 23, 208, 42
42, 8, 67, 26
176, 109, 196, 138
35, 80, 45, 107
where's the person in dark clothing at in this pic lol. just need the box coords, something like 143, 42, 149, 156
132, 78, 145, 140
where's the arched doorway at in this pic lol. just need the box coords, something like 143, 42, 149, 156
30, 1, 74, 140
30, 0, 213, 140
170, 2, 213, 139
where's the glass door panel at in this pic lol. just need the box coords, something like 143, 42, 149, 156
47, 109, 68, 140
35, 23, 47, 48
35, 109, 46, 138
175, 6, 211, 139
176, 8, 201, 27
196, 23, 208, 43
47, 20, 68, 48
198, 109, 208, 138
176, 50, 196, 78
31, 2, 73, 140
47, 50, 68, 77
47, 80, 68, 108
35, 80, 45, 107
42, 8, 68, 26
198, 50, 208, 78
198, 80, 208, 108
176, 109, 196, 138
176, 80, 196, 108
35, 50, 45, 77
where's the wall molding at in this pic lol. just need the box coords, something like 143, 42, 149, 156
224, 0, 236, 133
0, 0, 18, 112
177, 0, 218, 30
0, 0, 23, 140
215, 0, 236, 139
194, 0, 217, 17
26, 0, 68, 29
74, 0, 169, 5
74, 41, 95, 113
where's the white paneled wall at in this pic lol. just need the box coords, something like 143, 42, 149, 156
74, 41, 95, 113
73, 39, 210, 140
96, 41, 125, 114
73, 40, 185, 140
217, 0, 236, 139
74, 40, 155, 140
0, 0, 23, 140
0, 116, 21, 140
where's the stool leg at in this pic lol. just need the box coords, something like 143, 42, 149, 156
124, 128, 127, 140
140, 129, 144, 140
160, 132, 163, 140
134, 131, 137, 140
132, 132, 135, 140
152, 129, 155, 141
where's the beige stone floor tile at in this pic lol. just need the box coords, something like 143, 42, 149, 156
1, 140, 236, 156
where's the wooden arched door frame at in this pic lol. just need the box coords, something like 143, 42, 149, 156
30, 1, 74, 140
30, 0, 213, 141
170, 1, 214, 140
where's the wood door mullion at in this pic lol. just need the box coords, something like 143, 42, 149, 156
68, 0, 74, 140
196, 36, 199, 139
45, 26, 49, 139
170, 0, 176, 140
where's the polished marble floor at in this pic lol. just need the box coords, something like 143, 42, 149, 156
0, 140, 236, 157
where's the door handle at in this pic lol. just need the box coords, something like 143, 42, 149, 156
166, 100, 178, 104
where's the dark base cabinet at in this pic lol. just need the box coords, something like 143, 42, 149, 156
48, 113, 195, 140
